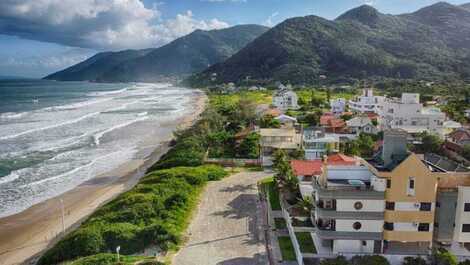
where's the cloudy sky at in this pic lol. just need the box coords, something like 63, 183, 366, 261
0, 0, 468, 78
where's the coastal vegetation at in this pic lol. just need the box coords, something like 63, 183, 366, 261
38, 165, 227, 264
67, 254, 162, 265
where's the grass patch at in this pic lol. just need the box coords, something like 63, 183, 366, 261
278, 236, 296, 261
66, 254, 161, 265
209, 91, 272, 109
295, 232, 316, 254
274, 218, 287, 230
38, 165, 228, 265
259, 177, 281, 210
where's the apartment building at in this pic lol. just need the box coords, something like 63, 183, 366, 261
272, 87, 299, 111
312, 155, 386, 254
306, 129, 470, 255
348, 88, 385, 114
379, 93, 446, 137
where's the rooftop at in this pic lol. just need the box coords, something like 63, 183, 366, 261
260, 128, 296, 137
291, 160, 323, 176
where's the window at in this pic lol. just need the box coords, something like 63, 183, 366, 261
418, 223, 430, 232
385, 201, 395, 211
462, 224, 470, 233
353, 222, 362, 230
420, 203, 432, 211
384, 222, 394, 231
386, 179, 391, 189
407, 177, 416, 196
436, 201, 440, 208
354, 201, 363, 210
465, 203, 470, 212
362, 241, 367, 246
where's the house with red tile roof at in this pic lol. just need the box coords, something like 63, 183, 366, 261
445, 128, 470, 153
320, 113, 346, 133
291, 154, 357, 198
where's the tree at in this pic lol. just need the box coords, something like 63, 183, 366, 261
421, 133, 443, 154
301, 111, 321, 127
357, 133, 375, 157
237, 132, 260, 159
259, 115, 281, 128
429, 248, 458, 265
296, 197, 314, 215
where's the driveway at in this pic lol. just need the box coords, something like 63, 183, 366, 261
173, 170, 270, 265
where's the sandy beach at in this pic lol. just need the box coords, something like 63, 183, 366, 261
0, 91, 207, 265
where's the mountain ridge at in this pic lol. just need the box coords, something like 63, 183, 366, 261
45, 24, 269, 82
189, 2, 470, 85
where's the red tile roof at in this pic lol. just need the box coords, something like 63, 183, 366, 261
291, 160, 323, 176
449, 129, 470, 143
291, 154, 357, 176
327, 154, 356, 165
320, 113, 335, 126
265, 108, 282, 117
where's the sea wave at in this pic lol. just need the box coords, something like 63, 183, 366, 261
45, 98, 113, 111
0, 112, 27, 119
0, 112, 100, 141
18, 151, 121, 188
86, 87, 129, 97
93, 116, 149, 146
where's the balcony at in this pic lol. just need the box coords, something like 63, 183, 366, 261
313, 181, 384, 200
315, 207, 384, 220
316, 229, 383, 240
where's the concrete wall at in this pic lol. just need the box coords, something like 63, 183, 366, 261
394, 202, 435, 211
335, 219, 383, 233
336, 199, 384, 212
333, 239, 375, 254
454, 187, 470, 243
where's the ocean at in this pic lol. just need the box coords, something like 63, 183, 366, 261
0, 80, 197, 218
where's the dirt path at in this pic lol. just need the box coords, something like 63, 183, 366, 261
172, 171, 270, 265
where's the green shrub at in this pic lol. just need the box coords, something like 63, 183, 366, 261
350, 255, 390, 265
68, 253, 161, 265
38, 165, 227, 265
320, 256, 349, 265
403, 256, 427, 265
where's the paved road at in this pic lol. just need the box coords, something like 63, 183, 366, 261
173, 171, 270, 265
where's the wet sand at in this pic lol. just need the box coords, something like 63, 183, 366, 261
0, 91, 207, 265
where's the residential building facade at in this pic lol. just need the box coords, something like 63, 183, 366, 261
348, 88, 385, 114
379, 93, 446, 136
272, 88, 299, 111
259, 128, 301, 166
346, 116, 378, 135
330, 98, 346, 116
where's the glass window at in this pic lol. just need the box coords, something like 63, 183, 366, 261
462, 224, 470, 233
464, 203, 470, 212
353, 222, 362, 230
354, 201, 363, 210
420, 203, 432, 211
385, 201, 395, 210
386, 179, 391, 189
384, 222, 394, 231
418, 223, 430, 232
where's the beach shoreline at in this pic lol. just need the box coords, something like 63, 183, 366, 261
0, 90, 207, 265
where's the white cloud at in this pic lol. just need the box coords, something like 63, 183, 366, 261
0, 0, 229, 50
263, 12, 279, 27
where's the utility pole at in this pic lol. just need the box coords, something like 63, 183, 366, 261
60, 198, 65, 235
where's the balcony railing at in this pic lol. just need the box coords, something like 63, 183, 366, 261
313, 181, 385, 200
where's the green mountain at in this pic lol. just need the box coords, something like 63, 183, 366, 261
44, 25, 268, 82
44, 49, 153, 81
190, 2, 470, 85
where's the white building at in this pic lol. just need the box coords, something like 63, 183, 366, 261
272, 86, 299, 111
346, 116, 378, 135
348, 88, 385, 114
313, 160, 386, 254
379, 93, 446, 136
330, 98, 346, 115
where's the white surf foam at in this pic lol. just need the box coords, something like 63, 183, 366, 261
0, 112, 100, 141
93, 116, 149, 146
